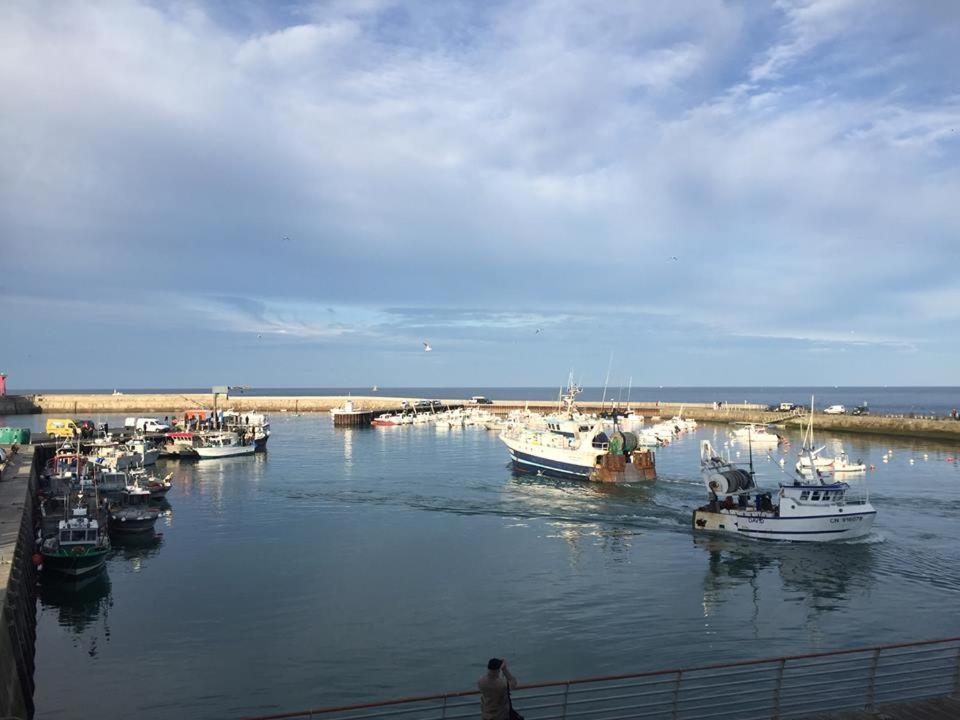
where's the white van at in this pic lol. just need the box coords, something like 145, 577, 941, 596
134, 418, 171, 432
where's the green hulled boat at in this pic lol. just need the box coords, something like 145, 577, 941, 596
41, 508, 110, 578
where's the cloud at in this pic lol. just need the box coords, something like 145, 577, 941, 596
1, 0, 959, 385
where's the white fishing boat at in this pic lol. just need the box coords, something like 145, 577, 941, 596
371, 413, 401, 427
162, 431, 200, 457
693, 440, 876, 541
499, 379, 656, 483
195, 432, 255, 459
222, 410, 271, 451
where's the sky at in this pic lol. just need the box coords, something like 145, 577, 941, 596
2, 0, 959, 389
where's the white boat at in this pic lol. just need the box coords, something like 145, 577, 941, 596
124, 437, 160, 466
795, 396, 839, 474
499, 379, 656, 483
832, 452, 867, 473
222, 410, 271, 451
162, 431, 200, 457
693, 440, 876, 542
195, 432, 255, 459
729, 423, 781, 447
88, 441, 140, 470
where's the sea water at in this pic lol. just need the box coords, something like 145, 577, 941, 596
21, 413, 960, 719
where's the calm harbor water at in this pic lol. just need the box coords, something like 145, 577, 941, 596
18, 413, 960, 719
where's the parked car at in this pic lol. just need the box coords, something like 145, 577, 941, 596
778, 402, 798, 412
470, 396, 494, 405
852, 403, 870, 416
75, 419, 96, 438
823, 404, 846, 415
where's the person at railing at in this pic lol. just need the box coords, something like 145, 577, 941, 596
478, 658, 518, 720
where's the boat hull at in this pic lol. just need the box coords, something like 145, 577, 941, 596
508, 448, 594, 478
42, 549, 108, 577
195, 446, 255, 459
109, 516, 158, 533
692, 508, 876, 542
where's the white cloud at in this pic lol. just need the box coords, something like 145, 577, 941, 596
1, 0, 959, 384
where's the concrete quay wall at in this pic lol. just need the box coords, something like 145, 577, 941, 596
0, 397, 40, 415
0, 446, 38, 719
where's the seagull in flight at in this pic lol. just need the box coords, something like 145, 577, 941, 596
423, 341, 432, 352
535, 328, 542, 334
669, 256, 678, 261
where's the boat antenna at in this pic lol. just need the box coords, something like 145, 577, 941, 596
600, 351, 613, 411
747, 425, 755, 478
626, 375, 633, 411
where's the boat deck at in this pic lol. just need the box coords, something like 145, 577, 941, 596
811, 696, 960, 719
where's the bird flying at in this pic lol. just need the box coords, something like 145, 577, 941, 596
423, 341, 432, 352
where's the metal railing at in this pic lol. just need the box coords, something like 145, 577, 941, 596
240, 637, 960, 720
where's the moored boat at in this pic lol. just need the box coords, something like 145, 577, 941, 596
194, 431, 255, 458
108, 484, 161, 534
41, 504, 110, 578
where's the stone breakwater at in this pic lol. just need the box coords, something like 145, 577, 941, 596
15, 394, 960, 443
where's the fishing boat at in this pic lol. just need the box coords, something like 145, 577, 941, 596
693, 440, 876, 541
194, 431, 255, 459
371, 413, 401, 426
123, 437, 161, 466
499, 380, 656, 482
162, 431, 201, 458
108, 484, 161, 534
127, 468, 174, 497
40, 493, 110, 578
222, 411, 271, 452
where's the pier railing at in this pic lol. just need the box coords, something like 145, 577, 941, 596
241, 637, 960, 720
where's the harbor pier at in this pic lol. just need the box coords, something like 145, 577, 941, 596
0, 445, 39, 719
18, 394, 960, 443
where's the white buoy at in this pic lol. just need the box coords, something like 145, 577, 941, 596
882, 456, 889, 463
909, 458, 915, 464
924, 454, 929, 460
779, 458, 785, 466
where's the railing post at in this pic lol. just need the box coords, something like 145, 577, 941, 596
560, 683, 570, 720
441, 695, 448, 720
672, 671, 683, 720
772, 659, 786, 720
865, 648, 882, 710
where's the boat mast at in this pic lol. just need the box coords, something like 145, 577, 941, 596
600, 352, 613, 412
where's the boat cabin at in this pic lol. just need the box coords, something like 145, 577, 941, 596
57, 516, 100, 545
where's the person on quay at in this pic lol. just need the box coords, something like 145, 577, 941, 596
478, 658, 517, 720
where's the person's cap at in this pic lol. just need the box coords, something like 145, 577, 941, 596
487, 658, 503, 670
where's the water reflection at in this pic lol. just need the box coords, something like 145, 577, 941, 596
39, 571, 113, 652
695, 536, 876, 618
